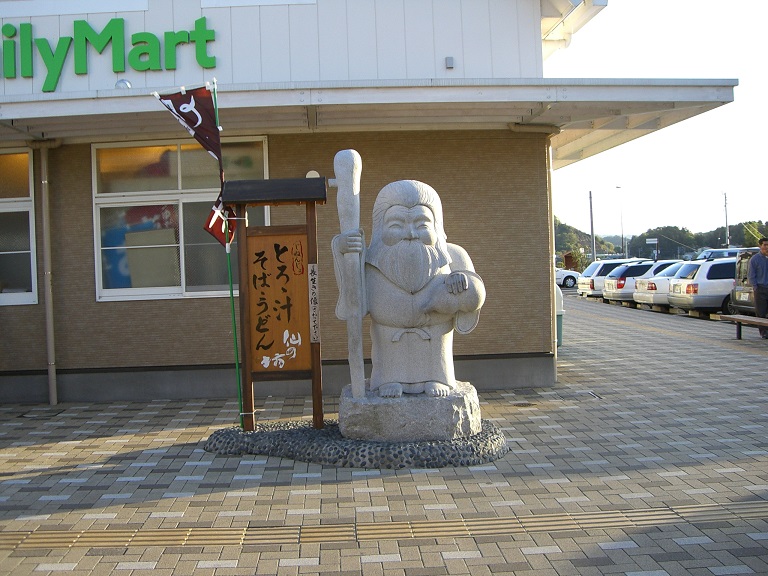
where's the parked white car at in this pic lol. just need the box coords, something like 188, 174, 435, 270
668, 257, 737, 313
633, 261, 686, 307
555, 268, 581, 288
603, 259, 681, 303
577, 258, 648, 298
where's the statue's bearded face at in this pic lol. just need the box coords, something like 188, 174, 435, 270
381, 205, 438, 247
375, 205, 443, 294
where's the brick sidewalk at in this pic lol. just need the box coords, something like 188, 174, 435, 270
0, 295, 766, 575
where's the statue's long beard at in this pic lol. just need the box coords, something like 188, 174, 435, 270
374, 241, 443, 294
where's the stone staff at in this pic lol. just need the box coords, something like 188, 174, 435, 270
330, 149, 366, 399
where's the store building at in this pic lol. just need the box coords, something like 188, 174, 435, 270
0, 0, 735, 403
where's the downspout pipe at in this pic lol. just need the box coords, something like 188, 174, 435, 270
547, 137, 558, 381
26, 139, 62, 405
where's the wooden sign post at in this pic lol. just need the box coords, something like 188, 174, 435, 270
222, 178, 327, 431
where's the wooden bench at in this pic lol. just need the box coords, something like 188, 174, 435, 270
719, 314, 768, 339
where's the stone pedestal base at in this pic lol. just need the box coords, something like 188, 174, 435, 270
338, 381, 482, 442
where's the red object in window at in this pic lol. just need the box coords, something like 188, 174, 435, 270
125, 205, 176, 229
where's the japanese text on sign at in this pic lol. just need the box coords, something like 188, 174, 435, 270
308, 264, 320, 343
247, 233, 312, 373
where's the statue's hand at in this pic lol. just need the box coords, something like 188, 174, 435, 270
338, 229, 364, 254
445, 272, 469, 294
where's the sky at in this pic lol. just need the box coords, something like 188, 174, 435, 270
543, 0, 763, 239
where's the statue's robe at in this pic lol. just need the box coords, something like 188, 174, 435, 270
332, 234, 485, 393
365, 244, 483, 392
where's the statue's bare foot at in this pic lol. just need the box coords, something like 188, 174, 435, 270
378, 383, 403, 398
425, 382, 450, 397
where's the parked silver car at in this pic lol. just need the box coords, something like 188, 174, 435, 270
668, 257, 737, 313
577, 258, 648, 298
603, 259, 681, 303
633, 261, 686, 308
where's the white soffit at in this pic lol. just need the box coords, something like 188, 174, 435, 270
0, 78, 735, 170
541, 0, 608, 59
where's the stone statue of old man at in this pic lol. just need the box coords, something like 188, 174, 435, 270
332, 177, 486, 398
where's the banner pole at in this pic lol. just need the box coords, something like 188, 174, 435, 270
225, 219, 244, 429
212, 77, 220, 128
212, 79, 241, 428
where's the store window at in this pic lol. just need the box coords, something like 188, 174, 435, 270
0, 150, 37, 306
92, 138, 267, 301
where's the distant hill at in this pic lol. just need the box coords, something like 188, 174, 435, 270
555, 216, 617, 255
601, 235, 623, 247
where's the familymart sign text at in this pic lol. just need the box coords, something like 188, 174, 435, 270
1, 16, 216, 92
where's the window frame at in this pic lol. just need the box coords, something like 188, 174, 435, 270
623, 264, 652, 277
91, 137, 269, 302
0, 148, 37, 306
677, 263, 700, 280
597, 262, 622, 277
706, 262, 735, 281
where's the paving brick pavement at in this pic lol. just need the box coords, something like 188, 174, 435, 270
0, 294, 766, 575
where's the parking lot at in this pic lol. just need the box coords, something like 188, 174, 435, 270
0, 291, 766, 575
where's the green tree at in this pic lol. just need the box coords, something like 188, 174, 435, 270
628, 226, 696, 259
742, 221, 766, 246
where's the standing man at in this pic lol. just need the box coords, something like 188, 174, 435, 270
748, 238, 768, 339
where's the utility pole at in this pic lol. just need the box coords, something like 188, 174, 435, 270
617, 186, 624, 257
589, 191, 596, 262
724, 192, 730, 247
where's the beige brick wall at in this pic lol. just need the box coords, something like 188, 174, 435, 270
265, 130, 554, 361
0, 154, 47, 371
1, 130, 553, 373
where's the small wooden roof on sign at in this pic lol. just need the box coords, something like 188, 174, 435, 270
222, 178, 327, 206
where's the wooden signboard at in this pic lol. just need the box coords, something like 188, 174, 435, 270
247, 230, 312, 373
223, 178, 326, 431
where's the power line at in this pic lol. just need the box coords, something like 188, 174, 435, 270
656, 234, 696, 251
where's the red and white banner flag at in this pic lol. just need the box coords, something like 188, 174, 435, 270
205, 193, 237, 247
154, 83, 236, 245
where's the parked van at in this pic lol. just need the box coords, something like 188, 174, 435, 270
730, 248, 759, 315
694, 248, 740, 260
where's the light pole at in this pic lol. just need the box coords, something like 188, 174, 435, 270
589, 191, 596, 262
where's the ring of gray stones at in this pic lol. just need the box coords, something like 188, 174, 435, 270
204, 419, 509, 469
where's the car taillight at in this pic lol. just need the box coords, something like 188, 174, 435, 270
617, 278, 626, 289
686, 283, 698, 294
647, 282, 657, 291
590, 279, 594, 290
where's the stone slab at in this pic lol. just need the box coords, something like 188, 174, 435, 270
338, 381, 482, 441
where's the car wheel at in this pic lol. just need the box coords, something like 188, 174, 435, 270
725, 295, 737, 315
563, 276, 576, 288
